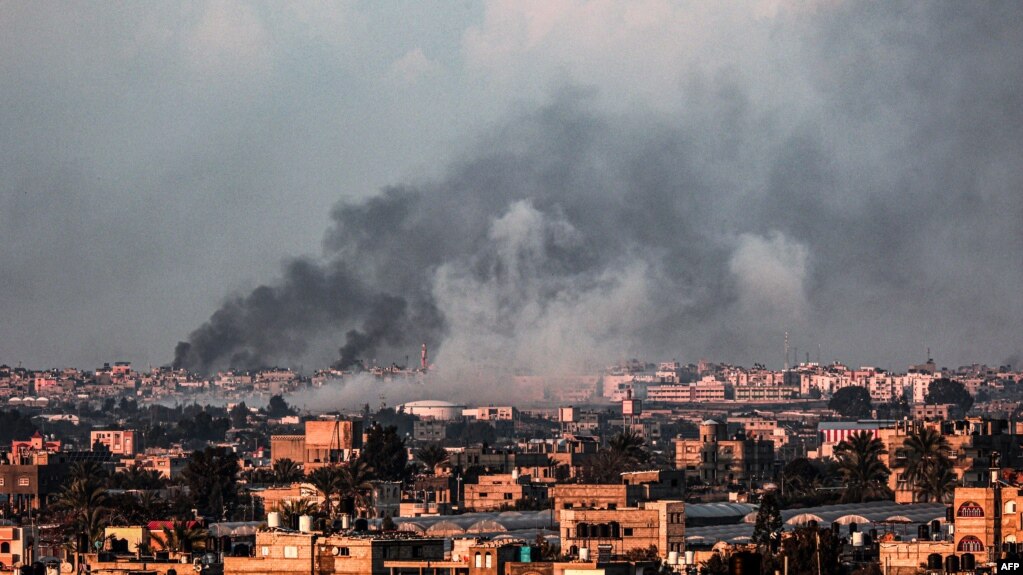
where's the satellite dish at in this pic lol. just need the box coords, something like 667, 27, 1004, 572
331, 547, 340, 556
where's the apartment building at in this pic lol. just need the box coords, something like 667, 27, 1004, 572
90, 429, 138, 456
673, 420, 774, 486
560, 500, 685, 559
463, 472, 547, 512
271, 420, 363, 469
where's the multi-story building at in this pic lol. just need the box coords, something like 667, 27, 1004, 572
223, 530, 446, 575
463, 472, 547, 512
10, 431, 61, 457
271, 420, 363, 469
0, 451, 72, 511
880, 481, 1023, 569
560, 500, 685, 560
881, 418, 1019, 503
673, 420, 774, 486
551, 470, 684, 511
0, 526, 37, 570
90, 429, 138, 456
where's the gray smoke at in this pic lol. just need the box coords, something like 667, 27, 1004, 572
175, 3, 1023, 375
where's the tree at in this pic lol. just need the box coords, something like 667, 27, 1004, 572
582, 428, 650, 483
112, 464, 166, 490
828, 386, 873, 419
52, 478, 109, 558
337, 459, 376, 518
267, 395, 294, 419
272, 458, 304, 485
901, 427, 954, 502
358, 424, 409, 481
834, 431, 892, 503
229, 402, 250, 429
925, 379, 974, 417
414, 443, 449, 474
307, 466, 343, 519
274, 498, 319, 529
781, 458, 821, 498
181, 447, 241, 519
764, 525, 841, 575
752, 492, 783, 549
151, 521, 207, 554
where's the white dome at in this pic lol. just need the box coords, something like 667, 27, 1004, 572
399, 399, 466, 420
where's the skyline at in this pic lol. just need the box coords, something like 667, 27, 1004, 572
2, 2, 1021, 372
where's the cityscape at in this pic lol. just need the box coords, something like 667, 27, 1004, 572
3, 3, 1022, 575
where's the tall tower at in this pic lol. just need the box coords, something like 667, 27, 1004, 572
421, 343, 428, 370
784, 331, 790, 370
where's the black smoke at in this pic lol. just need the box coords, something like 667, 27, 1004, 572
174, 3, 1023, 374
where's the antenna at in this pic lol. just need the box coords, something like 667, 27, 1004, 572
784, 332, 790, 370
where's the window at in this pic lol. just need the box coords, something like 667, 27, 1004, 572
485, 553, 492, 568
475, 552, 482, 568
504, 493, 512, 500
261, 546, 269, 556
18, 477, 29, 487
479, 493, 488, 498
957, 502, 985, 518
624, 528, 634, 537
284, 546, 298, 558
0, 478, 4, 486
1, 543, 9, 553
957, 536, 984, 552
1007, 501, 1018, 514
335, 547, 350, 557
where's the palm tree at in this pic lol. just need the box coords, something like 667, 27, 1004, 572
608, 429, 647, 464
151, 521, 207, 555
274, 498, 320, 528
307, 466, 343, 519
901, 427, 954, 502
272, 458, 304, 485
337, 460, 376, 518
52, 478, 109, 557
834, 431, 893, 503
414, 444, 449, 474
583, 448, 632, 484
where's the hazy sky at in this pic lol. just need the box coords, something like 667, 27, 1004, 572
2, 2, 1021, 373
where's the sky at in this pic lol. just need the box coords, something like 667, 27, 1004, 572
2, 1, 1021, 375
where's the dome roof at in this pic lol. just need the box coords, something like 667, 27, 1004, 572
400, 400, 465, 408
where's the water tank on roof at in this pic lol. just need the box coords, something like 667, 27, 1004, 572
267, 512, 280, 528
667, 551, 679, 565
579, 548, 589, 561
298, 515, 312, 533
852, 532, 864, 547
519, 546, 532, 563
945, 554, 959, 573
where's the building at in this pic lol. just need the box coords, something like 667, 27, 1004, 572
879, 418, 1018, 503
0, 526, 36, 570
552, 470, 685, 511
271, 420, 363, 469
10, 431, 61, 457
673, 420, 775, 487
560, 500, 685, 560
413, 420, 447, 443
90, 429, 138, 456
0, 455, 70, 511
879, 482, 1022, 572
223, 530, 446, 575
398, 400, 466, 421
463, 472, 548, 512
815, 421, 890, 458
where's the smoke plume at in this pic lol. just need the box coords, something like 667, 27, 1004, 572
174, 3, 1023, 375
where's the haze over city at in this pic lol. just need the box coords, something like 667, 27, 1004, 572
2, 2, 1021, 374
